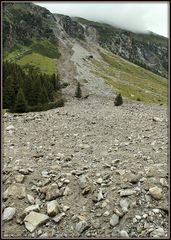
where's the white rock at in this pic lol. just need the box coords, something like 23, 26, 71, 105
150, 228, 165, 237
120, 199, 129, 212
63, 205, 70, 212
6, 125, 15, 130
3, 207, 16, 221
27, 194, 35, 205
120, 230, 129, 237
110, 214, 119, 227
52, 212, 65, 223
24, 204, 40, 213
47, 200, 59, 217
120, 189, 136, 197
97, 189, 103, 201
24, 211, 49, 232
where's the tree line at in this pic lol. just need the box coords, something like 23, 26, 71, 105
3, 61, 64, 112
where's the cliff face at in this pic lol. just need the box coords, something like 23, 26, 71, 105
3, 3, 168, 77
57, 15, 168, 77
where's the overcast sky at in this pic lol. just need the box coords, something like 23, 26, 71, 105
34, 2, 169, 37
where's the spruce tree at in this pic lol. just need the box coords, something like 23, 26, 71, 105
114, 93, 123, 106
75, 82, 82, 98
14, 88, 28, 113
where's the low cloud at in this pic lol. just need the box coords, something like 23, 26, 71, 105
34, 2, 168, 37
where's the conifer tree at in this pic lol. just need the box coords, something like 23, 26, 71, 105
3, 76, 16, 109
114, 93, 123, 106
14, 88, 28, 113
75, 82, 82, 98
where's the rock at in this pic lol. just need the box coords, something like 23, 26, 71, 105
76, 220, 89, 233
135, 215, 141, 220
120, 189, 136, 197
24, 211, 49, 232
6, 125, 15, 130
18, 168, 30, 175
120, 230, 129, 237
110, 214, 119, 227
113, 208, 123, 217
103, 211, 110, 216
97, 189, 103, 201
24, 204, 40, 213
150, 228, 165, 237
82, 186, 91, 195
149, 186, 162, 200
47, 200, 59, 217
78, 143, 91, 150
15, 174, 25, 183
40, 184, 61, 200
3, 184, 26, 199
79, 175, 87, 189
3, 207, 16, 221
63, 205, 70, 212
120, 199, 129, 213
153, 117, 163, 122
96, 178, 103, 184
130, 174, 140, 184
160, 178, 168, 187
52, 212, 65, 223
27, 194, 35, 205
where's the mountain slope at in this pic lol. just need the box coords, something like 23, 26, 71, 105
3, 2, 60, 74
2, 2, 168, 104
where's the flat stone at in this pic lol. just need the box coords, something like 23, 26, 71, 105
120, 189, 136, 197
24, 204, 40, 213
3, 207, 16, 221
110, 214, 119, 227
47, 200, 59, 217
52, 212, 65, 223
24, 211, 49, 232
3, 184, 26, 199
149, 186, 162, 200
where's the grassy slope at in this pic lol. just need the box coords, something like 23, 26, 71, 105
91, 50, 167, 104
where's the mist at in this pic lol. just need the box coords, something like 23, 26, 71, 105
34, 2, 169, 37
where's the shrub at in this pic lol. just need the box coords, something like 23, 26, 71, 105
137, 98, 141, 101
114, 93, 123, 106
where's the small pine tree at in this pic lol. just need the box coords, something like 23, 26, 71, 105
75, 82, 82, 98
114, 93, 123, 106
14, 88, 28, 113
